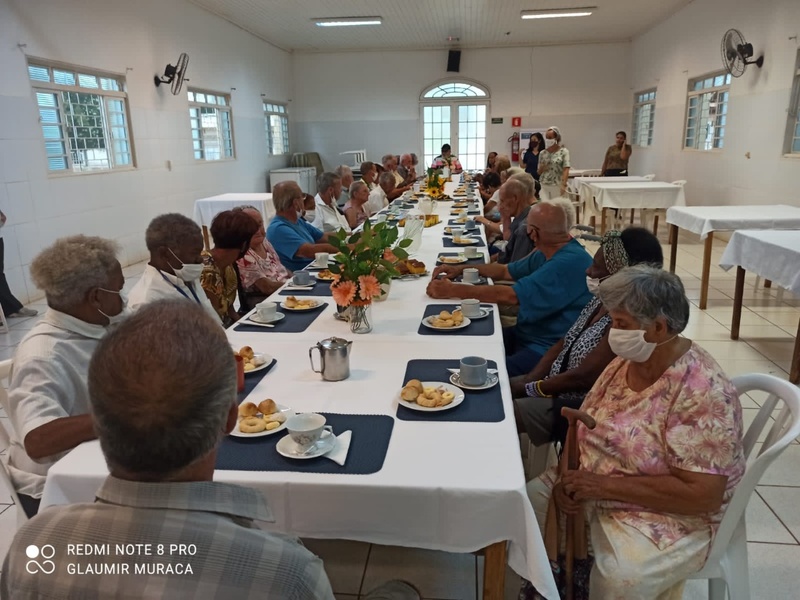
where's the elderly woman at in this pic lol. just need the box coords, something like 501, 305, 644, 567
538, 126, 571, 200
525, 265, 745, 599
343, 181, 370, 229
234, 206, 291, 308
1, 235, 125, 517
512, 228, 663, 446
200, 210, 258, 327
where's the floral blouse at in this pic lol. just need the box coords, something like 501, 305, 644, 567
538, 147, 571, 186
236, 240, 291, 291
431, 155, 463, 171
578, 343, 745, 550
200, 253, 238, 323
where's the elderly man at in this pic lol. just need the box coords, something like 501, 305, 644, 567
128, 213, 220, 323
493, 176, 536, 264
1, 235, 124, 518
365, 171, 397, 216
383, 154, 411, 199
267, 181, 338, 270
431, 143, 463, 173
335, 165, 354, 207
311, 171, 351, 234
397, 153, 417, 185
360, 160, 377, 190
428, 199, 592, 376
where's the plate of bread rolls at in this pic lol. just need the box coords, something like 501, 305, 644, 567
234, 346, 273, 374
397, 379, 465, 412
231, 398, 295, 437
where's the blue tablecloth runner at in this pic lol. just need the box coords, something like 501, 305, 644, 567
216, 413, 394, 474
278, 281, 334, 296
418, 303, 495, 336
397, 359, 504, 422
233, 303, 328, 333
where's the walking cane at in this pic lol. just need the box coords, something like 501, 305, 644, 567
561, 407, 596, 600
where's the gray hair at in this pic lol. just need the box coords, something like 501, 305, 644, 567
501, 179, 530, 203
272, 180, 301, 212
599, 265, 690, 333
30, 235, 120, 310
89, 300, 236, 478
145, 213, 202, 252
378, 171, 396, 187
543, 197, 576, 231
335, 165, 352, 178
547, 126, 562, 142
317, 171, 341, 193
349, 181, 368, 197
381, 154, 395, 166
508, 172, 535, 198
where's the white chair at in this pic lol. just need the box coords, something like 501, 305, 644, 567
671, 179, 687, 187
687, 373, 800, 599
643, 173, 656, 181
0, 359, 27, 528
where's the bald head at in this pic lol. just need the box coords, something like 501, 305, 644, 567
528, 200, 572, 237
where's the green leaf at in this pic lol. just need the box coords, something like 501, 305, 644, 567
392, 248, 409, 260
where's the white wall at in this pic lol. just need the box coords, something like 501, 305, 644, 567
292, 44, 632, 172
0, 0, 291, 303
630, 0, 800, 206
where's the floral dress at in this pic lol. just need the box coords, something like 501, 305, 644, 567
236, 240, 291, 291
538, 147, 571, 187
200, 253, 238, 324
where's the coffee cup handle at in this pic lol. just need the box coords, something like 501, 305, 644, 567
321, 425, 334, 438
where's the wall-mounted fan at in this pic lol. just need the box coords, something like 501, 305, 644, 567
721, 29, 763, 78
154, 53, 189, 95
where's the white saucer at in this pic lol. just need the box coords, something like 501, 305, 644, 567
449, 371, 499, 391
276, 431, 336, 459
288, 280, 315, 288
249, 312, 285, 324
462, 308, 491, 319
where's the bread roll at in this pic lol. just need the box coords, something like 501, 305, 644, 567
401, 385, 420, 401
258, 399, 277, 415
239, 346, 255, 359
238, 402, 259, 417
406, 379, 423, 393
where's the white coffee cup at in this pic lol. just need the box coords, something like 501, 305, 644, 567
462, 268, 480, 283
461, 298, 481, 318
464, 247, 480, 259
285, 413, 333, 452
256, 301, 277, 320
293, 271, 311, 286
460, 356, 488, 386
314, 252, 329, 267
450, 227, 465, 242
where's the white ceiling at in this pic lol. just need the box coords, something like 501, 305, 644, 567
189, 0, 693, 53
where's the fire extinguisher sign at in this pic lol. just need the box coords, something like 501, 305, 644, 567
511, 117, 522, 127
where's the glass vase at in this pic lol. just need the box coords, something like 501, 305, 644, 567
349, 302, 373, 334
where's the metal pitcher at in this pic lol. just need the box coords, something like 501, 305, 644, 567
309, 337, 352, 381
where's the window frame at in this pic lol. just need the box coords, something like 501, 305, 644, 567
187, 89, 236, 162
783, 50, 800, 156
27, 58, 135, 176
631, 89, 656, 147
683, 71, 732, 152
263, 100, 289, 156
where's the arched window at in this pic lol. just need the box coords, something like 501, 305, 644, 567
420, 80, 491, 171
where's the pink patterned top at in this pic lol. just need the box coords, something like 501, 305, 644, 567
236, 240, 291, 290
578, 343, 745, 550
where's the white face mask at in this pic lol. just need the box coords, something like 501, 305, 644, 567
586, 276, 601, 295
97, 288, 129, 327
608, 328, 677, 363
168, 249, 204, 283
545, 138, 557, 149
304, 210, 316, 222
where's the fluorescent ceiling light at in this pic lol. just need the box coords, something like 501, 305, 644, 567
521, 7, 595, 19
314, 17, 382, 27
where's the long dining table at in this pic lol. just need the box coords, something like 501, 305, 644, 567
39, 179, 559, 600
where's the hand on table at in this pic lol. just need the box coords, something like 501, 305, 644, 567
430, 265, 461, 280
426, 277, 456, 299
560, 470, 607, 502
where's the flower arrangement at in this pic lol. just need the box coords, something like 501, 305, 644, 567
327, 221, 412, 307
425, 168, 445, 197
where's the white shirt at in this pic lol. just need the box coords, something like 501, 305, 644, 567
2, 309, 106, 497
365, 187, 388, 217
311, 194, 351, 234
128, 264, 220, 323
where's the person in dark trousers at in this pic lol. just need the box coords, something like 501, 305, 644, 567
0, 210, 37, 318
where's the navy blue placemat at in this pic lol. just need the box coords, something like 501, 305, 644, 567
238, 359, 277, 403
436, 252, 486, 265
278, 281, 334, 296
448, 219, 484, 226
216, 413, 394, 474
397, 359, 504, 422
442, 237, 486, 248
450, 210, 481, 216
418, 304, 495, 336
233, 302, 328, 333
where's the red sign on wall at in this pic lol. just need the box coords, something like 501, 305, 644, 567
511, 117, 522, 127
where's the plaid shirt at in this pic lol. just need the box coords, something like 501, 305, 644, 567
1, 477, 334, 599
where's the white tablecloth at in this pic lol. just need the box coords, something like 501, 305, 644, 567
591, 181, 686, 211
41, 180, 559, 600
667, 205, 800, 240
193, 193, 275, 228
719, 230, 800, 295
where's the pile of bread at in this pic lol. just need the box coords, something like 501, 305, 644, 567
428, 309, 465, 328
284, 296, 317, 309
398, 215, 440, 228
316, 269, 336, 281
234, 346, 265, 372
395, 259, 427, 276
400, 379, 455, 408
237, 399, 286, 433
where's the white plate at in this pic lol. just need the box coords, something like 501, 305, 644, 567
276, 430, 336, 459
422, 314, 472, 330
449, 371, 500, 391
452, 237, 479, 246
280, 300, 320, 311
243, 353, 274, 374
315, 271, 337, 281
230, 403, 295, 438
397, 381, 466, 412
437, 255, 468, 264
248, 312, 285, 325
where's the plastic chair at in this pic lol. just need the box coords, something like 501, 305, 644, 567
0, 359, 28, 528
686, 373, 800, 599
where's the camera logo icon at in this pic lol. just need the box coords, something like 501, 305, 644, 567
25, 544, 56, 574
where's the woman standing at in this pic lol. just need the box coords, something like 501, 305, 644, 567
537, 126, 571, 201
601, 131, 632, 176
521, 132, 544, 180
0, 210, 36, 318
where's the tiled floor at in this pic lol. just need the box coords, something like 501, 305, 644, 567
2, 237, 800, 598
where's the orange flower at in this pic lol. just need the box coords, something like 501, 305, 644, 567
383, 249, 398, 263
331, 280, 356, 306
358, 274, 381, 300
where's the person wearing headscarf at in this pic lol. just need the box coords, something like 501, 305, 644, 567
511, 227, 663, 446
